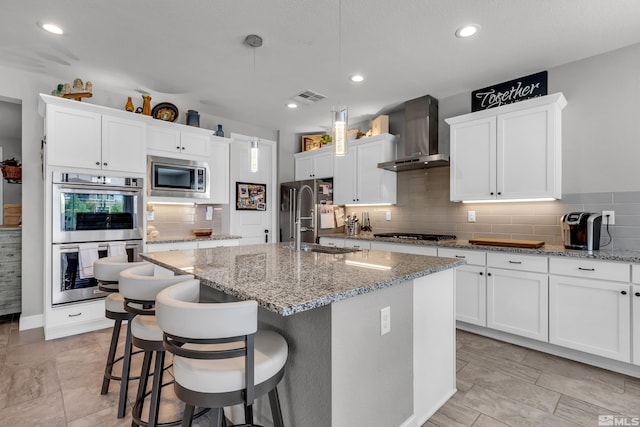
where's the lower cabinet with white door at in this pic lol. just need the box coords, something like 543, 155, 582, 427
438, 248, 487, 326
486, 252, 549, 342
632, 264, 640, 365
549, 258, 632, 363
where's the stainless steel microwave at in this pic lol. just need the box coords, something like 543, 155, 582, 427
147, 155, 210, 199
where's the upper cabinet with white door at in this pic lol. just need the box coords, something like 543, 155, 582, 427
446, 93, 567, 202
294, 146, 333, 180
147, 121, 211, 158
333, 134, 397, 205
41, 95, 147, 175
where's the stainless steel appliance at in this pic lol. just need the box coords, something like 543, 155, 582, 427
279, 178, 343, 244
147, 155, 210, 199
373, 232, 457, 241
561, 212, 602, 251
51, 240, 143, 305
52, 172, 144, 243
378, 94, 449, 172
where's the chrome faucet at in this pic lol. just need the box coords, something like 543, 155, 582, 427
295, 184, 315, 251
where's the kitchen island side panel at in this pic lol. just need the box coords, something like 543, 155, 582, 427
332, 279, 414, 427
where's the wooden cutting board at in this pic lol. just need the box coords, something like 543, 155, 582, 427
469, 238, 545, 248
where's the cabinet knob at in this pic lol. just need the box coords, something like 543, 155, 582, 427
103, 162, 107, 166
181, 147, 185, 150
95, 161, 100, 166
621, 290, 627, 295
635, 292, 640, 297
479, 272, 483, 276
490, 192, 494, 196
497, 192, 502, 195
487, 272, 492, 276
176, 146, 180, 150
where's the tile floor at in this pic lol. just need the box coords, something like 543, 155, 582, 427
0, 314, 638, 426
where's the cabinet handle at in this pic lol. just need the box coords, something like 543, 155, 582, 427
621, 290, 627, 295
455, 255, 465, 258
578, 267, 595, 271
508, 260, 522, 264
635, 292, 640, 297
68, 312, 82, 317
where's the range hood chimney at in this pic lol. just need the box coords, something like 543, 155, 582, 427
377, 95, 449, 172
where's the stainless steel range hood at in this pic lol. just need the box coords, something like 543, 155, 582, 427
378, 95, 449, 172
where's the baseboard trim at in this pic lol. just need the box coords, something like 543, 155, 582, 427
19, 313, 44, 331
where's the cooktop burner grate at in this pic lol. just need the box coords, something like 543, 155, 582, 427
373, 232, 457, 241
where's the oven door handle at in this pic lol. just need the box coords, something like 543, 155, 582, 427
54, 183, 142, 193
57, 242, 141, 252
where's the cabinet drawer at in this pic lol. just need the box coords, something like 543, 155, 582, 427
438, 248, 485, 266
549, 257, 630, 282
47, 300, 105, 327
319, 237, 344, 247
343, 239, 371, 250
145, 241, 198, 253
487, 252, 547, 273
371, 241, 437, 256
632, 264, 640, 284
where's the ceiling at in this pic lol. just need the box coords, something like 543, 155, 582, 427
2, 0, 640, 134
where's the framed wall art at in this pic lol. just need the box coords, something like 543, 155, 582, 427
301, 134, 323, 152
236, 182, 267, 211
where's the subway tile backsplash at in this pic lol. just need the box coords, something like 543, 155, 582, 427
147, 204, 223, 239
345, 167, 640, 250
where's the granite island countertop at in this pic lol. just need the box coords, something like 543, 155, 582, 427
145, 234, 242, 244
323, 233, 640, 263
140, 242, 464, 316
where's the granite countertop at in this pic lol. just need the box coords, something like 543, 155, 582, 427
146, 234, 242, 244
140, 242, 464, 316
325, 233, 640, 263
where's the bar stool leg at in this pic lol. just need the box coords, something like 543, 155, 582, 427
147, 350, 166, 427
181, 405, 194, 427
132, 349, 153, 425
268, 388, 285, 427
118, 320, 134, 418
101, 317, 122, 395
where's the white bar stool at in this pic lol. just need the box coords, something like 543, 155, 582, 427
119, 264, 196, 427
156, 280, 288, 427
94, 254, 147, 418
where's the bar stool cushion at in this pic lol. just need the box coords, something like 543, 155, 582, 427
94, 255, 146, 282
131, 315, 164, 342
105, 292, 127, 313
174, 330, 288, 394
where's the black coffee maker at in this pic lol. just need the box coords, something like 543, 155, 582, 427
561, 212, 602, 252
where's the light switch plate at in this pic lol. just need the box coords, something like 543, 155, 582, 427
147, 211, 155, 221
205, 206, 213, 220
468, 210, 476, 222
385, 211, 392, 221
380, 306, 391, 336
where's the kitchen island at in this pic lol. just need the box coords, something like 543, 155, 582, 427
141, 243, 464, 427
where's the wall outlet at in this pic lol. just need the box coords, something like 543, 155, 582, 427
147, 210, 155, 221
602, 210, 615, 225
380, 306, 391, 336
205, 206, 214, 220
385, 211, 392, 221
467, 210, 476, 222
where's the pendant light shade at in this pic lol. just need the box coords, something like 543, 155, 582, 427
332, 107, 348, 157
250, 139, 259, 173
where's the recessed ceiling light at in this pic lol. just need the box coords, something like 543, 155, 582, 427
455, 24, 480, 38
39, 22, 64, 35
286, 102, 298, 109
350, 74, 364, 83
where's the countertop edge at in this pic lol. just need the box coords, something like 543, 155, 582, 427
146, 235, 242, 244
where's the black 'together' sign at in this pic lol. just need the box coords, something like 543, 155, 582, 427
472, 71, 548, 111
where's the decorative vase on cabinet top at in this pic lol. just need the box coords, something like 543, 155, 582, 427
186, 110, 200, 127
215, 124, 224, 137
125, 97, 134, 112
142, 94, 152, 116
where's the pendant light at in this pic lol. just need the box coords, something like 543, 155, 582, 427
333, 0, 348, 157
246, 34, 262, 173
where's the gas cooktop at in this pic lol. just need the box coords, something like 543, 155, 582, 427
373, 232, 457, 241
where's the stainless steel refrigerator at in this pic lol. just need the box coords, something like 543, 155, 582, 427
279, 178, 343, 244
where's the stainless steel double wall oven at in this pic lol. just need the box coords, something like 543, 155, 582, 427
51, 172, 144, 305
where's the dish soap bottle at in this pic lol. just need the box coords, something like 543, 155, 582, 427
215, 124, 224, 137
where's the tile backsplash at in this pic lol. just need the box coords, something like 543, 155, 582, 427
147, 203, 223, 239
345, 167, 640, 250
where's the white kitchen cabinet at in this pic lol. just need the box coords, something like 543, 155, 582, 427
44, 102, 147, 174
486, 267, 548, 341
439, 248, 487, 327
549, 275, 631, 362
633, 284, 640, 365
294, 148, 334, 180
343, 238, 371, 250
197, 239, 240, 249
333, 134, 397, 205
319, 237, 344, 247
145, 241, 198, 252
208, 137, 230, 204
148, 124, 210, 157
447, 93, 566, 202
371, 241, 437, 256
